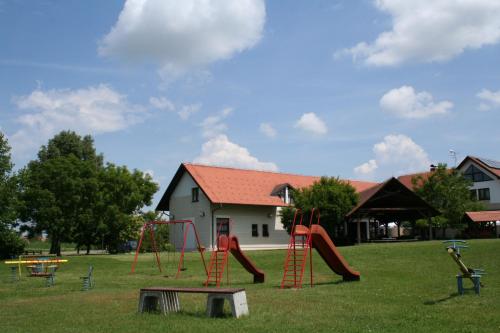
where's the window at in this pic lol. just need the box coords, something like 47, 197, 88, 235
478, 188, 490, 201
262, 224, 269, 237
191, 187, 199, 202
216, 218, 230, 236
463, 165, 493, 182
252, 224, 258, 237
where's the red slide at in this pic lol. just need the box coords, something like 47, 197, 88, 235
228, 235, 265, 283
310, 224, 360, 281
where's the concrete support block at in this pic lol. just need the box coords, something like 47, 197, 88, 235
206, 291, 249, 318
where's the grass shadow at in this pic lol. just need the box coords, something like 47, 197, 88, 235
423, 293, 460, 305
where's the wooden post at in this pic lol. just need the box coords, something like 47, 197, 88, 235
356, 220, 361, 245
343, 221, 348, 237
365, 220, 370, 241
496, 221, 499, 238
428, 217, 433, 240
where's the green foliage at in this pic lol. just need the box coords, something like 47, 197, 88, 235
18, 131, 159, 255
0, 132, 25, 258
412, 164, 484, 229
281, 177, 358, 238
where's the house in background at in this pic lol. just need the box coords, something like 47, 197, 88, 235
456, 156, 500, 210
155, 163, 377, 250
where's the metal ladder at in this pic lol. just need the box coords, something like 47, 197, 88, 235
204, 246, 229, 287
281, 209, 315, 289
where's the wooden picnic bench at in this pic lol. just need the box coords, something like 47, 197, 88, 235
138, 287, 249, 318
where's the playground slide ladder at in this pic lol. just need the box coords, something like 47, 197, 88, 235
281, 209, 314, 289
204, 246, 229, 287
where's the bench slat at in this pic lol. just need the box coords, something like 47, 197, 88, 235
140, 287, 245, 294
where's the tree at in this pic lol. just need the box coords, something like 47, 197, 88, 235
19, 131, 103, 255
95, 164, 158, 253
0, 132, 25, 259
19, 131, 158, 255
281, 177, 359, 240
412, 164, 484, 236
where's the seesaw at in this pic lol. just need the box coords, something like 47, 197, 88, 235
444, 240, 485, 295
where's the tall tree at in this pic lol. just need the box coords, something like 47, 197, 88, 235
412, 164, 484, 235
95, 164, 158, 253
281, 177, 359, 240
19, 131, 103, 255
0, 132, 25, 259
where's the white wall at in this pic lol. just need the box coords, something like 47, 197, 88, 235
168, 172, 290, 250
169, 172, 212, 250
214, 204, 289, 250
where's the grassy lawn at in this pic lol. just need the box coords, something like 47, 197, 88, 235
1, 239, 499, 333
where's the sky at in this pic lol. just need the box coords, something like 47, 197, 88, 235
1, 0, 500, 205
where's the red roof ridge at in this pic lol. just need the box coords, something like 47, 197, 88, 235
182, 162, 377, 185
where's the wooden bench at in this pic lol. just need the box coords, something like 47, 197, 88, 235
138, 287, 249, 318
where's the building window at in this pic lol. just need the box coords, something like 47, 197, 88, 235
478, 188, 490, 201
252, 224, 259, 237
463, 165, 493, 182
217, 218, 230, 236
191, 187, 199, 202
262, 224, 269, 237
470, 189, 477, 200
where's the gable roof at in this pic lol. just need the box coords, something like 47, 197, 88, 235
465, 210, 500, 223
156, 163, 378, 210
397, 171, 434, 191
346, 177, 439, 220
457, 156, 500, 179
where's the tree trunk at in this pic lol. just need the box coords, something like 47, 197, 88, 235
397, 222, 401, 238
50, 237, 61, 256
86, 244, 91, 255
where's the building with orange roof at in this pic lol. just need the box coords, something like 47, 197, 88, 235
156, 163, 378, 249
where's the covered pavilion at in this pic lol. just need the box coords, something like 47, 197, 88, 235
345, 177, 439, 244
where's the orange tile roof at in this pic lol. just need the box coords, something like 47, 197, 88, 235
156, 163, 379, 210
398, 171, 434, 191
465, 210, 500, 223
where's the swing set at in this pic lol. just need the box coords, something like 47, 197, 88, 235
130, 220, 208, 278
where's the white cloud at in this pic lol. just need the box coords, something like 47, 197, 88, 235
380, 85, 453, 119
149, 96, 200, 119
178, 103, 201, 120
149, 96, 175, 111
341, 0, 500, 66
11, 84, 145, 155
193, 134, 278, 171
200, 107, 232, 138
99, 0, 266, 77
477, 89, 500, 111
294, 112, 328, 135
259, 122, 277, 138
353, 159, 378, 177
354, 134, 431, 179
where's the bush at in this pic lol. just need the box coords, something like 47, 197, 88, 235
0, 228, 26, 259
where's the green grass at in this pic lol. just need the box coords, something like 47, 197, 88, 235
1, 240, 499, 332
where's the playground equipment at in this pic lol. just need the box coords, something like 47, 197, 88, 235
205, 220, 265, 287
4, 256, 68, 279
444, 240, 485, 295
81, 265, 94, 291
131, 220, 208, 278
281, 209, 360, 289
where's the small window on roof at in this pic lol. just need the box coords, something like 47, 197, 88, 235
192, 187, 199, 202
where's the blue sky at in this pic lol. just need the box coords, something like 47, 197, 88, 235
1, 0, 500, 204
